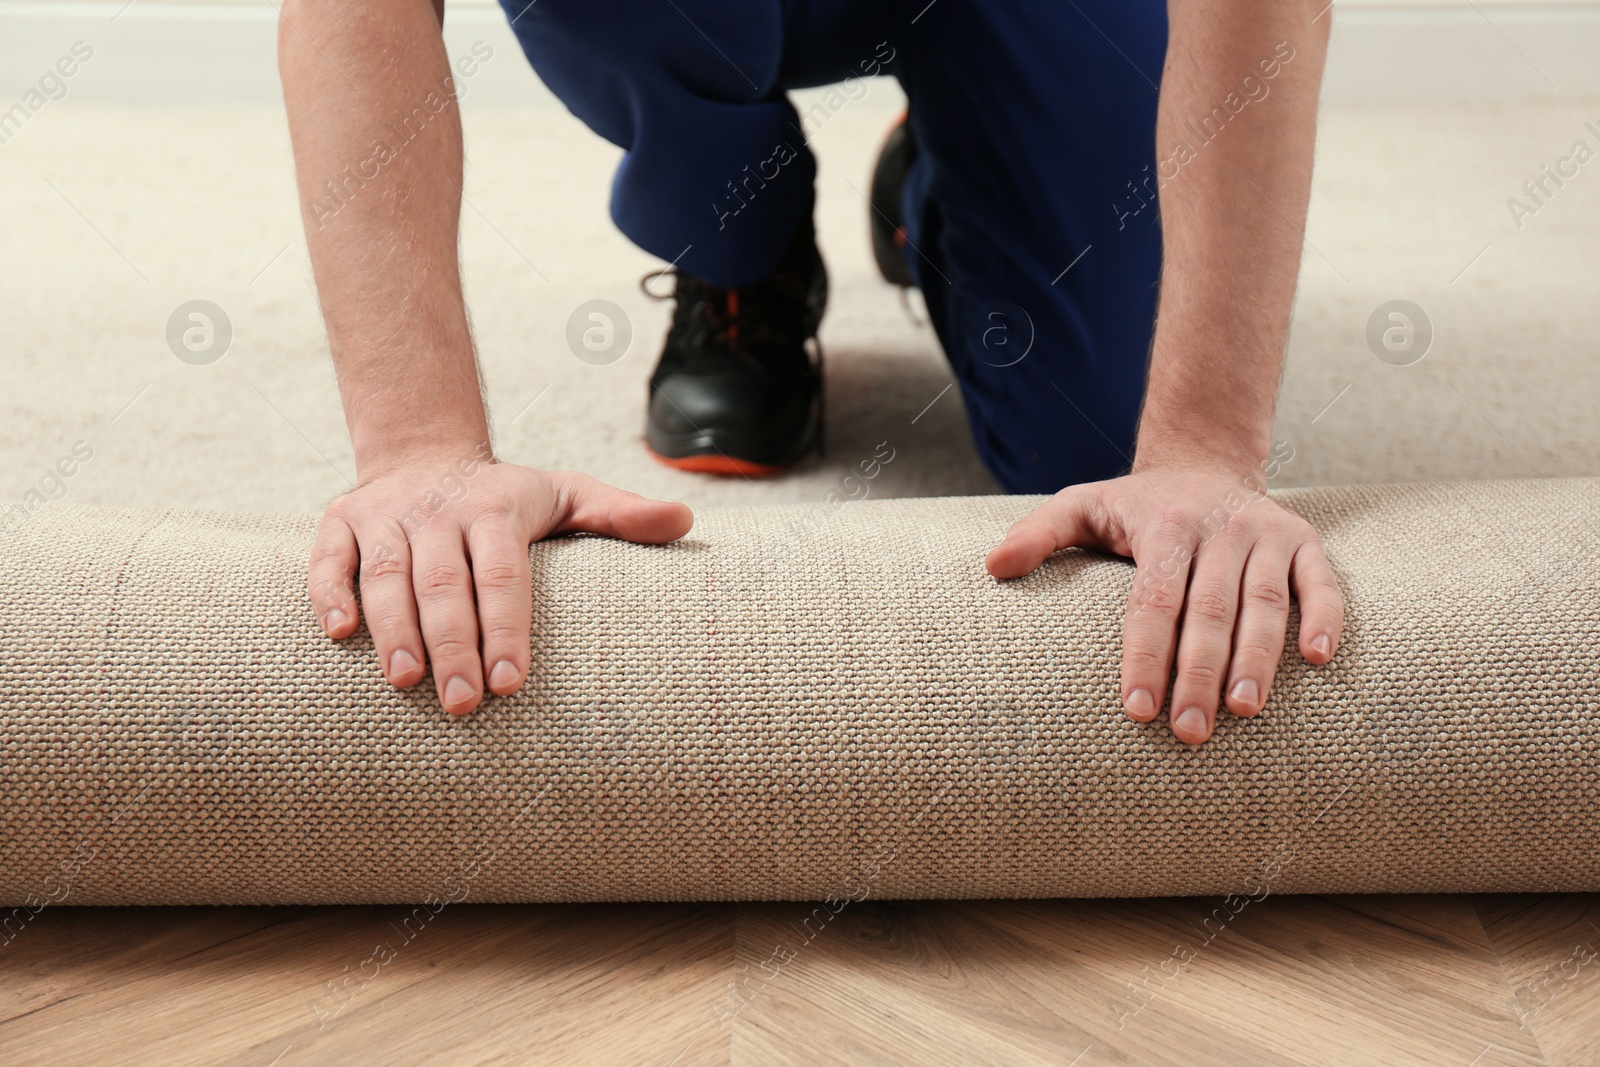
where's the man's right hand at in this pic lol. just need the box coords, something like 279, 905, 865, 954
307, 453, 693, 716
280, 1, 691, 715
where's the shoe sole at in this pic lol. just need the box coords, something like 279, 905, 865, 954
645, 446, 790, 478
645, 409, 820, 477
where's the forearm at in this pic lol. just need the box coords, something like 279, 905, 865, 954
279, 0, 486, 479
1135, 0, 1329, 474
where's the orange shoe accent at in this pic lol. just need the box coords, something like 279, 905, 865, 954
646, 445, 789, 478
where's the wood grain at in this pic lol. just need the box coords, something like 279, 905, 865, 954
0, 905, 734, 1067
1473, 894, 1600, 1067
730, 897, 1546, 1067
1, 897, 1594, 1065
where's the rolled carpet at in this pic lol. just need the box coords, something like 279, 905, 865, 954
0, 477, 1596, 906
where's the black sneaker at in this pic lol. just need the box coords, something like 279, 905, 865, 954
643, 218, 826, 476
869, 113, 917, 288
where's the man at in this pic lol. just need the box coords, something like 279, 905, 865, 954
286, 0, 1345, 745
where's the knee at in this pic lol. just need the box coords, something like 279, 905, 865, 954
937, 287, 1149, 493
981, 429, 1132, 495
965, 376, 1140, 494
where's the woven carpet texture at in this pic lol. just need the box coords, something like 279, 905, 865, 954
1, 477, 1595, 905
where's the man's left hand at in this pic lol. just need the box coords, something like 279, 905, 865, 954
985, 466, 1344, 745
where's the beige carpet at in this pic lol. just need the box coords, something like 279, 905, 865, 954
4, 477, 1597, 903
1, 93, 1597, 512
4, 92, 1599, 905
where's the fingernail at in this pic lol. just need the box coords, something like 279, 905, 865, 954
443, 675, 475, 707
488, 660, 520, 691
1124, 688, 1156, 721
1229, 679, 1260, 708
322, 608, 346, 633
1311, 634, 1332, 658
1174, 706, 1209, 743
389, 648, 419, 679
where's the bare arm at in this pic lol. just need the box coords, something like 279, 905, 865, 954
989, 0, 1345, 744
281, 0, 691, 715
282, 0, 483, 471
1137, 4, 1321, 471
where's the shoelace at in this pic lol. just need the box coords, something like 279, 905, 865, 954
640, 267, 827, 456
642, 270, 812, 354
641, 268, 824, 366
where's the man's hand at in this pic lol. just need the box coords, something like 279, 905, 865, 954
308, 455, 692, 716
986, 466, 1343, 744
987, 0, 1341, 743
279, 1, 696, 716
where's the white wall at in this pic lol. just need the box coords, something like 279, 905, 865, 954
1323, 0, 1600, 99
0, 0, 1597, 106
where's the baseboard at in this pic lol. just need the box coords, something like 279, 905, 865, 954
0, 0, 1597, 106
0, 0, 552, 109
1322, 0, 1600, 100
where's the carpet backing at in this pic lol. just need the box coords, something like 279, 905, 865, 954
1, 477, 1596, 905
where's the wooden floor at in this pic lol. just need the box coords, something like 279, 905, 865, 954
2, 895, 1597, 1066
